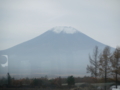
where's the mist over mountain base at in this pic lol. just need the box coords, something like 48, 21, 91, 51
0, 26, 112, 78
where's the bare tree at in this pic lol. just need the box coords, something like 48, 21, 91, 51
110, 46, 120, 89
87, 46, 99, 78
99, 46, 111, 90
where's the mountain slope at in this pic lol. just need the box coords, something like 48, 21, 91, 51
0, 26, 109, 78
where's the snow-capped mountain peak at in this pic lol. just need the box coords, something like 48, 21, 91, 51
51, 26, 78, 34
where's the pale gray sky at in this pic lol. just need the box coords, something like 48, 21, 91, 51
0, 0, 120, 50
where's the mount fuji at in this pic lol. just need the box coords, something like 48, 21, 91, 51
0, 26, 109, 78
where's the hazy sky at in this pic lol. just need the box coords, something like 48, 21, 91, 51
0, 0, 120, 50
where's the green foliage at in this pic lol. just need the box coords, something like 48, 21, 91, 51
31, 78, 43, 87
67, 76, 75, 87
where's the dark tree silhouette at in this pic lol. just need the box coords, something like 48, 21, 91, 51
67, 76, 75, 88
7, 73, 11, 86
31, 78, 42, 87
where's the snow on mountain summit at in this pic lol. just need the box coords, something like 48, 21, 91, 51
51, 26, 78, 34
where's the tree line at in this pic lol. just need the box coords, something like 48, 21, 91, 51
0, 74, 103, 88
0, 73, 75, 88
87, 46, 120, 89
